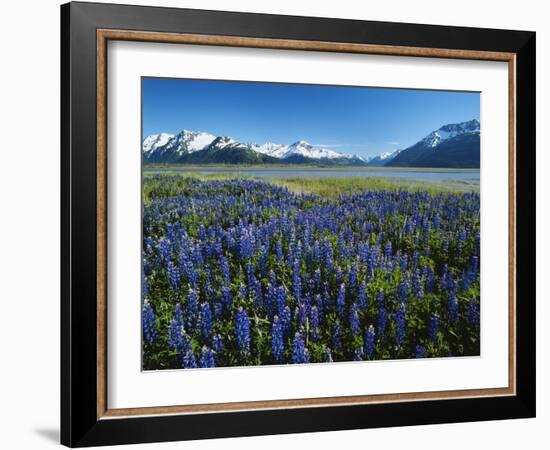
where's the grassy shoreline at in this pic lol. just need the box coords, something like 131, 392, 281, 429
144, 163, 480, 173
144, 171, 479, 196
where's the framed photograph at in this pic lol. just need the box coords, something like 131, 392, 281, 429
61, 1, 536, 447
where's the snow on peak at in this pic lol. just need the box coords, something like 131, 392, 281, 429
149, 130, 216, 155
380, 148, 402, 160
144, 128, 363, 162
250, 142, 287, 157
422, 119, 480, 148
210, 136, 238, 148
142, 133, 174, 153
281, 141, 348, 159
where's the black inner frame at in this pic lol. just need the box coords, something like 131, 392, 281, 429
61, 2, 536, 447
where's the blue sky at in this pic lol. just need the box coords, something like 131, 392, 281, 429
142, 77, 479, 158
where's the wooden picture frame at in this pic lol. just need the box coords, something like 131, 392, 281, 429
61, 1, 535, 447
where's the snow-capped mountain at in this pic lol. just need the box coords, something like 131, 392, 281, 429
249, 140, 347, 160
142, 119, 479, 167
420, 119, 480, 148
250, 142, 287, 157
143, 130, 366, 165
159, 130, 216, 155
366, 148, 402, 166
387, 119, 480, 168
380, 149, 402, 160
282, 141, 352, 160
142, 133, 174, 153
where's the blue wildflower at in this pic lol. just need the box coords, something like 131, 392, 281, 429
394, 302, 406, 346
331, 322, 342, 352
364, 325, 375, 358
466, 301, 480, 326
349, 303, 361, 336
142, 302, 158, 345
336, 283, 346, 319
199, 302, 213, 339
271, 316, 284, 363
185, 288, 198, 333
235, 307, 251, 354
428, 313, 439, 343
199, 346, 216, 368
291, 332, 309, 364
358, 281, 367, 311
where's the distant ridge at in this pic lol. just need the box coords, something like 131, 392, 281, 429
386, 119, 480, 168
143, 131, 368, 166
143, 119, 480, 168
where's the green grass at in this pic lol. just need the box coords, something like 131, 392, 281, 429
143, 171, 479, 198
267, 176, 478, 196
144, 163, 480, 173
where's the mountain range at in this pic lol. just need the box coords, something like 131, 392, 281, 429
142, 119, 480, 168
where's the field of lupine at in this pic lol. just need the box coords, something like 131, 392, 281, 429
142, 175, 480, 370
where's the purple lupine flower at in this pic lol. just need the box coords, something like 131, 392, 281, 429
384, 241, 392, 260
183, 349, 197, 369
275, 286, 286, 316
335, 266, 343, 287
457, 227, 467, 255
448, 292, 459, 324
276, 239, 283, 262
291, 332, 310, 364
466, 301, 480, 326
364, 325, 375, 358
313, 240, 321, 262
331, 322, 342, 352
185, 288, 198, 333
377, 306, 387, 336
348, 264, 357, 292
199, 302, 213, 339
358, 281, 367, 311
221, 286, 232, 312
424, 265, 435, 293
213, 302, 223, 322
415, 345, 425, 358
235, 307, 250, 354
352, 348, 363, 361
296, 303, 307, 330
199, 346, 216, 368
212, 333, 224, 360
167, 260, 180, 291
309, 306, 320, 341
238, 283, 247, 301
142, 274, 148, 299
280, 305, 292, 338
472, 255, 479, 274
220, 256, 231, 285
239, 232, 253, 260
349, 303, 361, 336
167, 303, 185, 350
397, 279, 409, 303
428, 313, 439, 343
313, 268, 322, 289
271, 316, 284, 363
142, 302, 158, 345
394, 302, 406, 346
412, 269, 424, 298
338, 235, 345, 258
375, 289, 385, 307
292, 258, 301, 303
336, 283, 346, 319
158, 238, 172, 267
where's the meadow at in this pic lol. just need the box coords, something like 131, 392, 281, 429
142, 173, 480, 370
